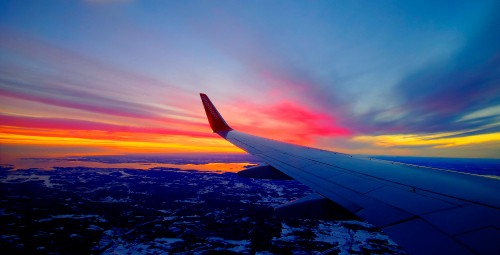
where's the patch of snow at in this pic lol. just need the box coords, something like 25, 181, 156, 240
154, 237, 183, 244
174, 199, 199, 203
1, 234, 20, 242
103, 230, 114, 236
36, 214, 104, 222
1, 174, 57, 188
163, 216, 178, 221
233, 182, 250, 189
101, 196, 130, 203
87, 225, 103, 231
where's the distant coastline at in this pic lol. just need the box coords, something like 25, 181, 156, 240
2, 153, 499, 177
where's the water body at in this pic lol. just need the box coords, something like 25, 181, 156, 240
1, 154, 260, 173
5, 159, 255, 173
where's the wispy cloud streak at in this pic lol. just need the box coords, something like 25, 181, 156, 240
349, 12, 500, 137
0, 114, 211, 139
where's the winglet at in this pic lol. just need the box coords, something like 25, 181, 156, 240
200, 93, 232, 133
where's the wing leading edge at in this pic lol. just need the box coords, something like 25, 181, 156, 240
200, 93, 500, 255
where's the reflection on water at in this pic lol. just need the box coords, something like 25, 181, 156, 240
5, 158, 257, 173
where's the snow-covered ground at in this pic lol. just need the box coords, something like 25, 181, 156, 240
0, 160, 405, 254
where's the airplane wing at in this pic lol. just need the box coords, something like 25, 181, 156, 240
200, 93, 500, 255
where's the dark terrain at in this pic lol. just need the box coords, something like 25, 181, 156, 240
0, 155, 405, 254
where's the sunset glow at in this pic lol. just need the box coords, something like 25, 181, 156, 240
353, 132, 500, 149
1, 1, 499, 161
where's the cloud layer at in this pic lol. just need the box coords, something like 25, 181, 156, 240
1, 1, 499, 158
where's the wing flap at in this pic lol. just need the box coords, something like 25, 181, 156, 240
366, 186, 457, 215
382, 219, 475, 255
456, 227, 500, 255
422, 205, 500, 235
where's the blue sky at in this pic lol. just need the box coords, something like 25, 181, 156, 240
1, 0, 499, 159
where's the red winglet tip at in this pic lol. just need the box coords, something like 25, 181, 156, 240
200, 93, 232, 133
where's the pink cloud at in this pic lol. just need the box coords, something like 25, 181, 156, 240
0, 114, 212, 139
227, 99, 351, 145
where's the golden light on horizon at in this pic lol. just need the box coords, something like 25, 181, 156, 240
0, 132, 244, 156
353, 132, 500, 148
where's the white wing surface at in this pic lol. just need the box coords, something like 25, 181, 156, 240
200, 93, 500, 255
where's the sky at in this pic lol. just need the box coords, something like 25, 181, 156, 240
1, 0, 499, 161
